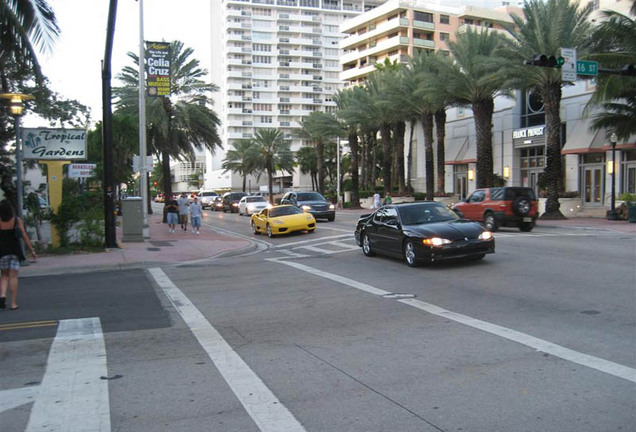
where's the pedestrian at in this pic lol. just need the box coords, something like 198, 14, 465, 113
165, 197, 179, 233
0, 200, 37, 310
177, 192, 190, 231
190, 197, 202, 234
383, 193, 392, 206
373, 192, 381, 209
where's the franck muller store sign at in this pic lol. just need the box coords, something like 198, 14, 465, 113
513, 125, 546, 148
21, 128, 87, 160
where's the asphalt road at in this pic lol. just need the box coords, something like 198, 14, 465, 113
1, 210, 634, 432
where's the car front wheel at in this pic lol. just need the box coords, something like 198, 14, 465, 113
266, 224, 274, 238
252, 221, 259, 235
361, 234, 375, 257
403, 240, 421, 267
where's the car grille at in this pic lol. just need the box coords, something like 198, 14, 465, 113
311, 204, 328, 211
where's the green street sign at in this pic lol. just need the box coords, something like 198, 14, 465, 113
577, 60, 598, 76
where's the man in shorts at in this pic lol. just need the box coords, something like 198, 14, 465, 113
190, 197, 203, 234
177, 192, 190, 231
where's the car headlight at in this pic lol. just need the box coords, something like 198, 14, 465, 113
422, 237, 452, 247
329, 204, 335, 210
232, 203, 238, 207
301, 205, 312, 211
306, 215, 313, 220
479, 231, 493, 240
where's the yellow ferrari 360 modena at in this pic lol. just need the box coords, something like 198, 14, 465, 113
251, 205, 316, 238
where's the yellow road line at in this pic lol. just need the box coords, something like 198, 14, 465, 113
0, 320, 58, 331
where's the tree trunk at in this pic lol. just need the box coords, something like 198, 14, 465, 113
380, 124, 392, 193
349, 129, 360, 208
423, 113, 435, 201
161, 149, 172, 223
395, 121, 406, 193
316, 140, 325, 194
360, 134, 367, 191
267, 157, 274, 205
242, 175, 246, 193
407, 120, 415, 192
540, 82, 566, 220
369, 132, 377, 189
472, 98, 494, 189
434, 109, 446, 194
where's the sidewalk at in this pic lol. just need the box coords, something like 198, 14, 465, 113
19, 207, 635, 278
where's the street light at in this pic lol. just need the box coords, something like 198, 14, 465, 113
607, 132, 618, 220
0, 92, 35, 217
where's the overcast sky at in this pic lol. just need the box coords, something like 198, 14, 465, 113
29, 0, 212, 126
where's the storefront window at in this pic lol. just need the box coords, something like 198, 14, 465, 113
520, 147, 545, 196
623, 150, 636, 195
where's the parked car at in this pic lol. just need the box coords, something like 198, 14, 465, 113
222, 192, 248, 213
354, 202, 495, 267
280, 191, 336, 221
212, 196, 224, 211
199, 190, 219, 209
451, 187, 538, 232
251, 205, 316, 238
239, 195, 270, 216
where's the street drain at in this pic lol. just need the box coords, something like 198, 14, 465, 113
382, 293, 416, 299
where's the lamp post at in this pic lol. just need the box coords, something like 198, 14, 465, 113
607, 132, 618, 220
1, 93, 35, 217
336, 137, 341, 207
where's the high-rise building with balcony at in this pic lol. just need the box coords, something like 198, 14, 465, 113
207, 0, 383, 192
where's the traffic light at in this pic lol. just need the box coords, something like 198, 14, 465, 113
153, 181, 158, 186
525, 54, 565, 68
620, 64, 635, 76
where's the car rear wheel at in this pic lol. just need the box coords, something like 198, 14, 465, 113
403, 240, 421, 267
361, 234, 375, 257
518, 221, 535, 232
251, 221, 259, 235
484, 212, 498, 232
266, 224, 274, 238
513, 197, 531, 216
327, 215, 335, 222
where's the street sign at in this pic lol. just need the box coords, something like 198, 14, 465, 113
561, 47, 577, 82
68, 163, 96, 178
577, 60, 598, 77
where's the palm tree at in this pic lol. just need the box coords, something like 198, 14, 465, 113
0, 0, 59, 83
438, 27, 513, 190
251, 128, 295, 205
585, 7, 636, 140
296, 145, 318, 191
114, 40, 222, 200
222, 139, 259, 192
501, 0, 593, 219
296, 111, 343, 194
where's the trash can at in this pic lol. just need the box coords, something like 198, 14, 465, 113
628, 202, 636, 223
121, 197, 144, 242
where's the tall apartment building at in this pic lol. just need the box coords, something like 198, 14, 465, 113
340, 0, 520, 85
207, 0, 383, 192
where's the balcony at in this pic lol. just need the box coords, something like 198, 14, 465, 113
341, 17, 409, 50
413, 20, 435, 31
413, 38, 435, 49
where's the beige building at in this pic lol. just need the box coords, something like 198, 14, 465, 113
340, 0, 520, 85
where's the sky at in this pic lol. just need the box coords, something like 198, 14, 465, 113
28, 0, 212, 127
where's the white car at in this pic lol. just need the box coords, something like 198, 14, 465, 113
239, 196, 270, 216
199, 191, 219, 209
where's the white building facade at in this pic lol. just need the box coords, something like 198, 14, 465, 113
207, 0, 383, 193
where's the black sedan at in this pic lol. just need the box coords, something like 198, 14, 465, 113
354, 202, 495, 267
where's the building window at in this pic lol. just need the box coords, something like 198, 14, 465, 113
440, 14, 450, 24
440, 32, 449, 42
521, 146, 545, 196
260, 116, 273, 123
414, 11, 433, 23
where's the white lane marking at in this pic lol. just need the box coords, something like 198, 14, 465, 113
269, 260, 636, 384
313, 226, 352, 233
279, 250, 310, 258
330, 241, 360, 250
26, 318, 111, 432
297, 246, 355, 255
149, 268, 307, 432
0, 386, 39, 412
273, 234, 351, 248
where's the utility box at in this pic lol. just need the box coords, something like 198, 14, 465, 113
121, 197, 144, 242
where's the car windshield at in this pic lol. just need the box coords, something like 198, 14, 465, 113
270, 206, 302, 217
398, 204, 459, 225
297, 192, 325, 201
247, 197, 266, 203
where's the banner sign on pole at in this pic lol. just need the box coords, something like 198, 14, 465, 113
146, 41, 171, 97
68, 163, 96, 178
21, 128, 87, 160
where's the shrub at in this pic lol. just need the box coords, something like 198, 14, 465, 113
618, 193, 636, 202
413, 192, 427, 201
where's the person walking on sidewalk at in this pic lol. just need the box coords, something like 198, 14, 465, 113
0, 200, 37, 310
165, 197, 179, 233
177, 192, 190, 231
190, 197, 203, 234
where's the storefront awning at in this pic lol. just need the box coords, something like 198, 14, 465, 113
562, 120, 607, 154
445, 137, 476, 165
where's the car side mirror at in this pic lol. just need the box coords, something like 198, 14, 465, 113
386, 219, 399, 227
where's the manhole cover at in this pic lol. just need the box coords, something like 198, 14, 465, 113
382, 293, 416, 299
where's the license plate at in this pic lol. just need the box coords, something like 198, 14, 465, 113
523, 217, 532, 222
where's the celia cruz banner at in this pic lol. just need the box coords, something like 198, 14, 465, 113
146, 41, 171, 97
21, 128, 87, 160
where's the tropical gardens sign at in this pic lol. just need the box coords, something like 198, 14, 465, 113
20, 128, 87, 160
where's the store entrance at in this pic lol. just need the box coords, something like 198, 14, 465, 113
583, 166, 604, 205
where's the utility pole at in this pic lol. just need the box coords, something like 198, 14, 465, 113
138, 0, 150, 237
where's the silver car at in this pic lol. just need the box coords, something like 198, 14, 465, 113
239, 195, 270, 216
199, 191, 219, 209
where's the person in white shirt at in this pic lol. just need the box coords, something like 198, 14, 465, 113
177, 192, 190, 231
190, 197, 203, 234
373, 192, 381, 209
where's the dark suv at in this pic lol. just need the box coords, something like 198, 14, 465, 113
222, 192, 248, 213
280, 191, 336, 221
452, 187, 538, 232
